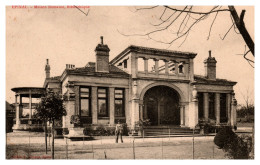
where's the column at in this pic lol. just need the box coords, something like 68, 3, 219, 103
144, 103, 148, 119
74, 86, 80, 115
91, 87, 98, 124
189, 59, 194, 81
130, 53, 138, 78
29, 90, 32, 125
125, 88, 130, 125
139, 103, 143, 120
144, 58, 148, 74
154, 59, 159, 75
164, 60, 169, 75
215, 93, 220, 125
231, 93, 237, 127
226, 93, 231, 125
175, 61, 178, 75
15, 94, 20, 125
184, 62, 189, 78
203, 93, 209, 122
131, 99, 140, 129
131, 81, 139, 129
19, 96, 23, 119
109, 87, 115, 125
180, 105, 185, 126
189, 86, 198, 129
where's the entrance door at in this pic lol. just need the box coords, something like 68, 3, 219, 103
143, 86, 180, 126
146, 98, 158, 125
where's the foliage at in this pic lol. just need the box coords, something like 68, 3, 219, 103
83, 124, 129, 136
35, 92, 66, 123
223, 134, 253, 159
214, 126, 253, 159
70, 115, 81, 127
135, 119, 151, 128
199, 118, 217, 134
34, 91, 66, 159
214, 126, 237, 149
237, 104, 254, 118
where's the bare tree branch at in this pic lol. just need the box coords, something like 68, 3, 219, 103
151, 8, 179, 26
119, 5, 254, 65
178, 31, 190, 47
236, 45, 254, 67
134, 6, 159, 12
207, 8, 220, 40
74, 5, 90, 16
219, 23, 234, 40
177, 7, 192, 37
159, 7, 167, 20
228, 6, 254, 56
164, 6, 230, 15
229, 13, 241, 34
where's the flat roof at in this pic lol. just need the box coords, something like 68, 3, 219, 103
11, 87, 45, 97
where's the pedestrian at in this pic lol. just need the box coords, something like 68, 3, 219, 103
115, 121, 123, 143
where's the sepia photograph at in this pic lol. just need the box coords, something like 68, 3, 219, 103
5, 3, 254, 160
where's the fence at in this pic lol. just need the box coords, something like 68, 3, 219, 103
6, 132, 235, 159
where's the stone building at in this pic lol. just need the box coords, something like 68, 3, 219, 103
12, 37, 237, 135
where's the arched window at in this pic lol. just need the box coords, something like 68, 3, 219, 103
178, 63, 184, 74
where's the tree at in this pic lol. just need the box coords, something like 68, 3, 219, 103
237, 87, 254, 121
120, 6, 254, 67
35, 91, 66, 159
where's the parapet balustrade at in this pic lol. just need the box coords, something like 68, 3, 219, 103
137, 56, 189, 79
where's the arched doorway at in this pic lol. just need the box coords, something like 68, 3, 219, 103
143, 86, 180, 126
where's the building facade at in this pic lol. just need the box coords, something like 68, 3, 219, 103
12, 37, 238, 135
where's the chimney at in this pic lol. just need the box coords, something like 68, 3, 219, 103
204, 50, 217, 80
66, 64, 75, 69
45, 59, 50, 78
95, 36, 110, 72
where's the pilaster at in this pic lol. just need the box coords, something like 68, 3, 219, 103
92, 86, 98, 124
109, 87, 115, 125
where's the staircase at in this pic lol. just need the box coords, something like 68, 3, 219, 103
132, 126, 200, 138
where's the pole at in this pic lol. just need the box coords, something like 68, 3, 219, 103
213, 127, 216, 159
161, 137, 163, 159
133, 138, 135, 159
44, 121, 48, 154
143, 129, 144, 142
65, 138, 68, 159
28, 124, 31, 159
92, 142, 94, 159
51, 121, 55, 159
168, 127, 170, 141
192, 128, 195, 159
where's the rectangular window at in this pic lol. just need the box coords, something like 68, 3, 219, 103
115, 89, 125, 117
98, 88, 108, 117
80, 87, 91, 117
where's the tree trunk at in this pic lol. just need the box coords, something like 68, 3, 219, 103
44, 120, 48, 154
228, 6, 254, 56
51, 120, 55, 159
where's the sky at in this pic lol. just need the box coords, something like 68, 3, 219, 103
6, 6, 254, 106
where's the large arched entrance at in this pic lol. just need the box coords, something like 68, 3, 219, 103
143, 86, 180, 126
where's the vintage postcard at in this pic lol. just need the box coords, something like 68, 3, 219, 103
5, 4, 254, 160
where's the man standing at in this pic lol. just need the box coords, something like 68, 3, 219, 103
115, 121, 123, 143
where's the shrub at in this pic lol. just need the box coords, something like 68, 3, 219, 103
214, 126, 253, 159
223, 134, 253, 159
83, 126, 117, 136
214, 126, 237, 149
